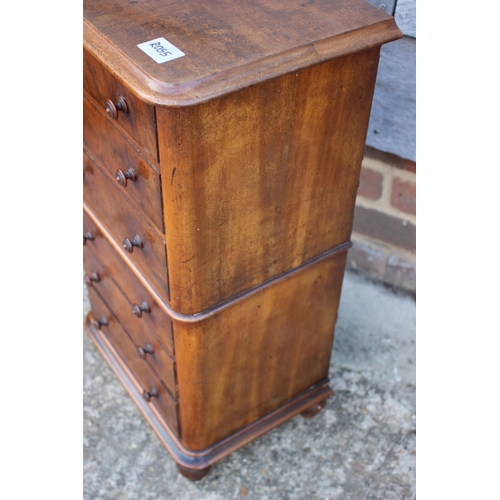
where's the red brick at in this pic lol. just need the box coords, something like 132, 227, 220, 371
403, 159, 416, 173
364, 146, 416, 173
358, 167, 383, 200
353, 206, 415, 252
391, 177, 416, 215
347, 241, 387, 279
384, 255, 416, 292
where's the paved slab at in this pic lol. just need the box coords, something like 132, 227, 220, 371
83, 270, 416, 499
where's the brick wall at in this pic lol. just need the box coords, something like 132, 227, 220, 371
347, 146, 416, 293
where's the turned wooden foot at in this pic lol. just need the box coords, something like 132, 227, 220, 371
177, 464, 212, 481
300, 399, 327, 418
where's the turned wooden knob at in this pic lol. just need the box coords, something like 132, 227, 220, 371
142, 388, 159, 402
92, 316, 108, 330
132, 301, 150, 318
105, 97, 128, 120
84, 272, 100, 286
83, 232, 94, 245
115, 167, 137, 187
123, 235, 143, 253
137, 344, 154, 359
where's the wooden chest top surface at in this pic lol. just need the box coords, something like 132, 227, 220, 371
84, 0, 401, 105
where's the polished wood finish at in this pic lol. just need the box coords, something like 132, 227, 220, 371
83, 0, 401, 480
159, 48, 382, 314
105, 96, 128, 120
83, 209, 174, 354
137, 344, 154, 359
132, 302, 150, 318
83, 94, 163, 232
83, 49, 158, 160
173, 251, 347, 451
87, 290, 179, 434
83, 0, 400, 106
86, 312, 333, 472
301, 399, 328, 419
83, 152, 170, 301
122, 235, 144, 254
176, 464, 212, 482
115, 167, 137, 188
84, 272, 100, 287
84, 246, 177, 397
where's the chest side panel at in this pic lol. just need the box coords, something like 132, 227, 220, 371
158, 49, 380, 314
173, 251, 347, 451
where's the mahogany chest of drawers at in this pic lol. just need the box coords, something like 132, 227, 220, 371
83, 0, 401, 480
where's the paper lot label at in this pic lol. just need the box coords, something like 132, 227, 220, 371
137, 37, 185, 64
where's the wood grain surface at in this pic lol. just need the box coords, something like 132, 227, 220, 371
84, 210, 174, 355
83, 94, 164, 232
84, 48, 159, 159
83, 0, 401, 105
83, 151, 170, 302
173, 250, 347, 450
159, 49, 380, 314
84, 247, 177, 398
83, 0, 402, 473
87, 288, 179, 434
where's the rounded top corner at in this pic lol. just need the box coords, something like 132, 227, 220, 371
84, 0, 402, 107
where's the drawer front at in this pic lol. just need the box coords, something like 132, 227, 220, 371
84, 246, 176, 398
83, 152, 170, 302
84, 95, 164, 232
83, 49, 158, 161
83, 210, 174, 355
88, 287, 178, 435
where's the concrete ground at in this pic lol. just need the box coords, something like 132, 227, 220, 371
83, 269, 416, 499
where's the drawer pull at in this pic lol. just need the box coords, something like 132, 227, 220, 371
142, 388, 159, 402
84, 272, 101, 286
132, 301, 150, 318
123, 235, 143, 253
92, 316, 108, 330
137, 344, 154, 359
115, 167, 137, 187
83, 232, 94, 245
105, 97, 129, 120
